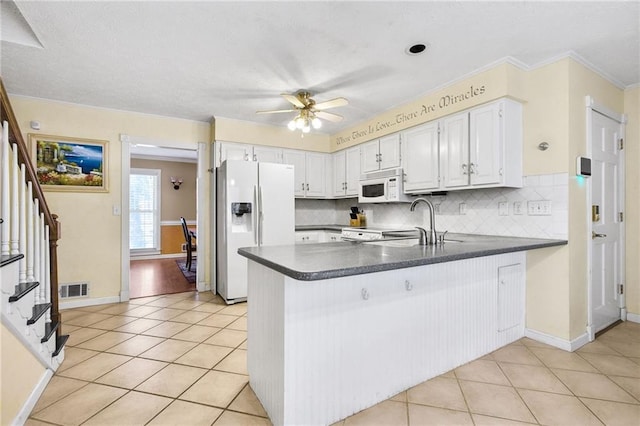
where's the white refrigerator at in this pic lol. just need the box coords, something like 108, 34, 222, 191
216, 160, 295, 304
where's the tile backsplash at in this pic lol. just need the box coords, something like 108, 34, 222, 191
296, 173, 568, 240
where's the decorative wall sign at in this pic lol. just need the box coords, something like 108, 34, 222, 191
29, 134, 108, 192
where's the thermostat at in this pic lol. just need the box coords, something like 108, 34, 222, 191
576, 156, 591, 177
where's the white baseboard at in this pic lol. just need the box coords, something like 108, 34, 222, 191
525, 328, 590, 352
130, 253, 187, 260
12, 369, 53, 426
626, 312, 640, 324
60, 296, 121, 310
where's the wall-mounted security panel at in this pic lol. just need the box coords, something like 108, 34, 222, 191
576, 156, 591, 177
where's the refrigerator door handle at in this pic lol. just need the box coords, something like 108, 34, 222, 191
254, 185, 259, 245
258, 185, 264, 245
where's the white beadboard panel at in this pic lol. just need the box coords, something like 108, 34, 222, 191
248, 252, 526, 425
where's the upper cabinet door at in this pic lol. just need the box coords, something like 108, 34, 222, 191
282, 150, 306, 197
360, 140, 380, 173
378, 134, 401, 170
345, 146, 361, 196
253, 145, 282, 163
333, 150, 347, 196
219, 141, 251, 166
402, 122, 440, 192
441, 112, 469, 189
469, 102, 502, 186
305, 153, 328, 198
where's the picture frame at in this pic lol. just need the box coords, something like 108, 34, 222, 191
29, 134, 109, 192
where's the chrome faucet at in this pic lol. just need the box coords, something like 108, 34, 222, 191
410, 198, 437, 245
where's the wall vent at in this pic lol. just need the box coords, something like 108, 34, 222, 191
59, 282, 89, 299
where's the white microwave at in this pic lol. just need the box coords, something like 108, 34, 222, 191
358, 168, 413, 203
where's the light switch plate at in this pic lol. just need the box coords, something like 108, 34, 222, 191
498, 202, 509, 216
459, 203, 467, 215
527, 200, 552, 216
513, 202, 523, 215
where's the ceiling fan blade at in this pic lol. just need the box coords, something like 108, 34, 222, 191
256, 109, 298, 114
281, 93, 306, 108
315, 111, 343, 122
313, 97, 349, 111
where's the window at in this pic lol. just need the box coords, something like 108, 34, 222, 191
130, 168, 161, 254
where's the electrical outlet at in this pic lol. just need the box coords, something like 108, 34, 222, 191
498, 202, 509, 216
112, 205, 121, 216
434, 203, 440, 213
513, 202, 523, 215
459, 203, 467, 215
528, 200, 552, 216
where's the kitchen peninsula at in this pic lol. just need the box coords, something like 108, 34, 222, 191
239, 234, 566, 426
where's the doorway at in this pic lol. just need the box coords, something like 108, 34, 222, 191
120, 135, 207, 301
587, 97, 626, 339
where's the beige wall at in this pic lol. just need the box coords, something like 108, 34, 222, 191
625, 86, 640, 317
1, 323, 47, 425
130, 158, 197, 222
215, 116, 330, 152
10, 96, 210, 299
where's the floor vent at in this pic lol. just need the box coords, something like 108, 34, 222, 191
60, 282, 89, 299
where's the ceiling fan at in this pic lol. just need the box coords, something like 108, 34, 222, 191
257, 91, 348, 133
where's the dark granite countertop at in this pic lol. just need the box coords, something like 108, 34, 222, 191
295, 224, 346, 232
238, 233, 567, 281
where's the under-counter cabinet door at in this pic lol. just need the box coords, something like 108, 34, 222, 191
360, 140, 380, 173
440, 112, 469, 188
497, 263, 524, 332
253, 145, 282, 163
402, 122, 440, 192
333, 150, 347, 196
378, 134, 401, 170
283, 150, 306, 197
305, 153, 329, 197
345, 146, 361, 196
470, 102, 502, 186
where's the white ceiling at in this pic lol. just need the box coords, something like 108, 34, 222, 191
1, 1, 638, 135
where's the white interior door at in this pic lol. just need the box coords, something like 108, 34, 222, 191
590, 110, 624, 334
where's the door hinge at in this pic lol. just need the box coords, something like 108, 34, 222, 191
437, 123, 441, 135
618, 284, 624, 295
619, 212, 624, 222
618, 138, 624, 150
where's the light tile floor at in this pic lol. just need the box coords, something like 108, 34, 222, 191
27, 291, 640, 425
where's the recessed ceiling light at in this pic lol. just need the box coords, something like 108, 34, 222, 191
405, 43, 429, 56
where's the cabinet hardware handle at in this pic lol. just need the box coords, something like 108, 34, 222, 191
302, 183, 305, 190
469, 163, 476, 174
405, 280, 413, 291
306, 183, 309, 190
592, 231, 607, 239
361, 288, 369, 300
461, 164, 468, 175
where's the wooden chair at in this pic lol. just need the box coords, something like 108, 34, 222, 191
180, 217, 196, 271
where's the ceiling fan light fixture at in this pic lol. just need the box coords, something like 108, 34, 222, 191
287, 120, 297, 131
312, 117, 322, 129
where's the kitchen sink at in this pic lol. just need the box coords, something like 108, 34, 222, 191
366, 237, 463, 247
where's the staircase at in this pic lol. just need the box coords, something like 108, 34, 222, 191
1, 77, 67, 424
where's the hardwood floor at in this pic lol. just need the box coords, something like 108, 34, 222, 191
129, 257, 196, 299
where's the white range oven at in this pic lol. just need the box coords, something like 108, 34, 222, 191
358, 167, 413, 203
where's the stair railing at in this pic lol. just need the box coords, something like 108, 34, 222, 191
0, 77, 61, 336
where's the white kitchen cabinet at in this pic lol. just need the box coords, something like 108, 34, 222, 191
217, 141, 252, 166
360, 134, 401, 173
216, 141, 282, 166
283, 150, 332, 198
333, 146, 360, 197
497, 263, 524, 332
295, 231, 320, 244
469, 99, 522, 187
402, 121, 440, 192
394, 97, 525, 194
253, 145, 283, 163
440, 112, 470, 189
